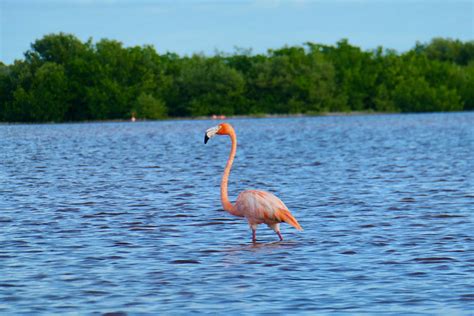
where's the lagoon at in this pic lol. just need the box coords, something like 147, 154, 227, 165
1, 113, 473, 314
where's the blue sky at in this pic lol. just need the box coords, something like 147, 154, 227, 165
1, 0, 473, 64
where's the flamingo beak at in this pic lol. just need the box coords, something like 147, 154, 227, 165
204, 126, 220, 144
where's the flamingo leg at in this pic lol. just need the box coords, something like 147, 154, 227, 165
276, 231, 283, 241
252, 229, 257, 243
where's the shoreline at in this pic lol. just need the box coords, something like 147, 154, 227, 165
1, 110, 470, 125
203, 111, 388, 120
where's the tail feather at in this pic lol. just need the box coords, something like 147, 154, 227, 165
276, 209, 303, 231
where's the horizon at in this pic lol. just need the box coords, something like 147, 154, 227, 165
1, 0, 473, 64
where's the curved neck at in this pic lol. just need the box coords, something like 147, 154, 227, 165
221, 129, 239, 215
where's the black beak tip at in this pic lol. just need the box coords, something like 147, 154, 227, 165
204, 134, 209, 144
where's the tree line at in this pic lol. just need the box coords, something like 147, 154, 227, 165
0, 33, 473, 122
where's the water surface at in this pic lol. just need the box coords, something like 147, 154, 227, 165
1, 113, 473, 314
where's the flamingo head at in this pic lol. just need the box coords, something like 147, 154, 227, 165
204, 123, 233, 144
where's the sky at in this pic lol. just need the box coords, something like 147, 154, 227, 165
1, 0, 473, 64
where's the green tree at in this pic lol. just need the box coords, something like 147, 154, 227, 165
393, 76, 462, 112
1, 34, 473, 122
172, 55, 245, 116
133, 93, 167, 119
25, 33, 94, 121
0, 63, 10, 120
418, 38, 474, 66
315, 39, 379, 111
249, 45, 340, 114
459, 62, 474, 110
2, 62, 68, 122
30, 62, 69, 121
2, 60, 34, 121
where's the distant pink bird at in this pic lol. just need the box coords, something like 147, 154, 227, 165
204, 123, 303, 243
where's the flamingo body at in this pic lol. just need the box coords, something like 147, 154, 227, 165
235, 190, 302, 231
205, 123, 303, 243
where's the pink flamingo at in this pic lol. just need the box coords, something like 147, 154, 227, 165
204, 123, 303, 243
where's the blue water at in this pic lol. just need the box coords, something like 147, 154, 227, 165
1, 113, 473, 314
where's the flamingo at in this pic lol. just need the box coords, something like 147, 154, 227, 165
204, 122, 303, 243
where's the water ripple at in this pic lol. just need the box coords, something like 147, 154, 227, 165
1, 113, 473, 314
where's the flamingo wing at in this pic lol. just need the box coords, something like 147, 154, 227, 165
234, 190, 303, 231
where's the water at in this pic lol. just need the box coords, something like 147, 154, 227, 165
1, 113, 473, 314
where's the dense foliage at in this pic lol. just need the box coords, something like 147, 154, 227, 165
0, 33, 473, 122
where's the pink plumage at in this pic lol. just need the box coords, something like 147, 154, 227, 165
235, 190, 302, 230
205, 123, 303, 243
